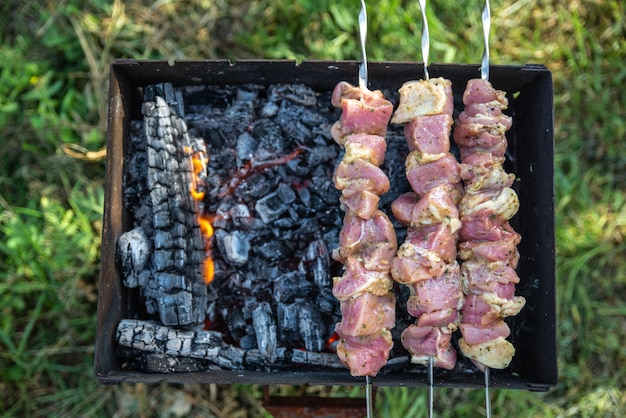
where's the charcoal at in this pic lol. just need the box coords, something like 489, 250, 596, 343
236, 84, 261, 102
306, 144, 338, 167
239, 334, 257, 350
276, 105, 312, 142
253, 118, 286, 158
274, 218, 297, 229
290, 350, 345, 369
236, 132, 258, 166
297, 185, 311, 206
245, 347, 287, 369
316, 287, 339, 315
252, 302, 278, 363
119, 82, 410, 373
219, 302, 247, 340
276, 183, 296, 205
300, 239, 331, 288
260, 101, 279, 118
222, 230, 250, 266
277, 302, 300, 334
228, 203, 253, 228
254, 188, 287, 224
254, 239, 286, 261
273, 271, 316, 303
236, 172, 273, 199
268, 84, 317, 107
116, 227, 152, 288
298, 303, 326, 352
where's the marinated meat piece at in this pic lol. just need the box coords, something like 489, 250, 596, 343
340, 190, 382, 221
458, 223, 521, 266
333, 210, 398, 272
405, 223, 458, 264
460, 211, 513, 242
400, 325, 457, 370
458, 320, 511, 346
390, 192, 420, 226
459, 187, 520, 221
462, 78, 508, 108
391, 243, 447, 285
331, 82, 393, 139
332, 256, 393, 300
335, 329, 394, 377
334, 159, 391, 197
339, 133, 387, 166
402, 186, 462, 230
458, 336, 516, 371
403, 114, 453, 154
405, 263, 464, 322
405, 152, 461, 197
391, 78, 454, 124
458, 294, 500, 326
335, 292, 396, 337
416, 308, 460, 329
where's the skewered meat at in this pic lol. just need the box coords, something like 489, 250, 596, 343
454, 78, 526, 371
330, 81, 397, 377
389, 78, 464, 370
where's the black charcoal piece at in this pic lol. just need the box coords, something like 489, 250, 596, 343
306, 145, 337, 167
116, 227, 152, 288
221, 305, 246, 339
297, 186, 311, 206
252, 302, 278, 364
298, 302, 326, 352
276, 183, 296, 205
316, 287, 338, 315
236, 132, 258, 165
254, 191, 289, 224
289, 350, 344, 369
222, 230, 250, 266
239, 334, 257, 350
273, 271, 316, 304
260, 101, 279, 118
268, 84, 317, 107
300, 239, 331, 288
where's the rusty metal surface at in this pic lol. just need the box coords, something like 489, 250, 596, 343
262, 387, 371, 418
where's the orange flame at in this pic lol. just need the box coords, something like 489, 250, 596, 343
187, 148, 215, 285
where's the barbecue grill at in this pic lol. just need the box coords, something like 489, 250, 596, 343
96, 59, 556, 392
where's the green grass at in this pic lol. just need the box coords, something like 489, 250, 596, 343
1, 0, 625, 416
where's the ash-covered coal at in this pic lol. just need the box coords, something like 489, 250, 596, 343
117, 81, 415, 374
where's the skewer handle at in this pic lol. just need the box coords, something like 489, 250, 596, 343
481, 0, 491, 80
358, 0, 368, 90
418, 0, 430, 79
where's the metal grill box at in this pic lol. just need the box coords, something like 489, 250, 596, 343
96, 60, 556, 391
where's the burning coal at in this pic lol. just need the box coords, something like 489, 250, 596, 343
115, 81, 417, 372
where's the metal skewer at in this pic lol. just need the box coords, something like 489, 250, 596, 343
366, 375, 374, 418
427, 357, 434, 418
418, 0, 430, 80
480, 0, 491, 80
485, 366, 492, 418
481, 1, 492, 416
418, 1, 434, 415
358, 3, 373, 414
358, 0, 368, 90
